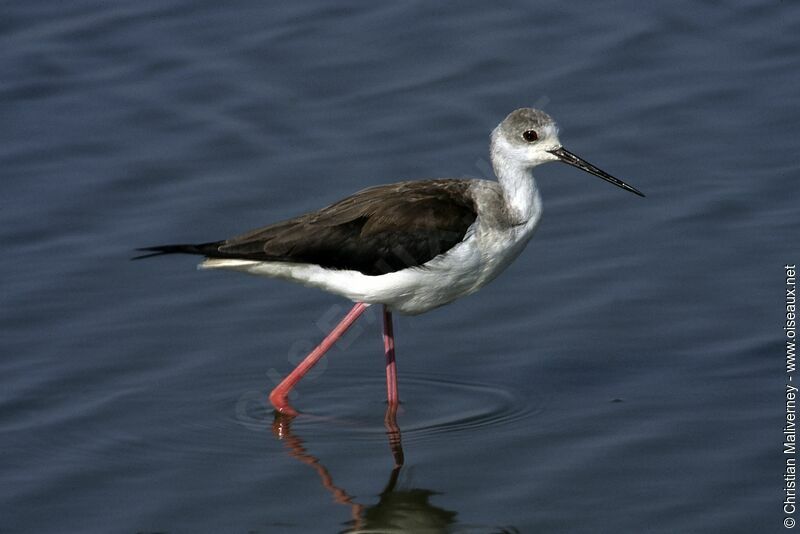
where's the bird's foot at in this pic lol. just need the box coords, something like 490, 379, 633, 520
269, 389, 299, 417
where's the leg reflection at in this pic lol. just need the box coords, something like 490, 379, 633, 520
271, 408, 412, 531
270, 411, 512, 533
384, 403, 404, 470
272, 412, 365, 527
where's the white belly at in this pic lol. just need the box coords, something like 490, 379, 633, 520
199, 215, 540, 315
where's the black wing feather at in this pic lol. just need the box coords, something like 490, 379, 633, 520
137, 179, 478, 276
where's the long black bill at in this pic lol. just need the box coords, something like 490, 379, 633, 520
548, 147, 645, 197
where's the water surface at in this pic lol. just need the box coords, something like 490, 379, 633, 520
1, 1, 797, 532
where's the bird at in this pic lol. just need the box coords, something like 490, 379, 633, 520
135, 108, 644, 417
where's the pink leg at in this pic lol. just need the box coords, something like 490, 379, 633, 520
269, 302, 369, 416
382, 305, 399, 407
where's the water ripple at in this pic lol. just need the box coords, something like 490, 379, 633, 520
230, 370, 548, 445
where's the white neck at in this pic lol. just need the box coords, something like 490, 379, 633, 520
490, 136, 541, 224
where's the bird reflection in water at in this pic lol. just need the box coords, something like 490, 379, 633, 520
271, 407, 518, 533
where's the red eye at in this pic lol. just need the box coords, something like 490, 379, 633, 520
522, 130, 538, 142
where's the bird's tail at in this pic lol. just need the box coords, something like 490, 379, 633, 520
131, 241, 224, 260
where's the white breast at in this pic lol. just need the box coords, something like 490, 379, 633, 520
200, 193, 542, 315
199, 174, 545, 315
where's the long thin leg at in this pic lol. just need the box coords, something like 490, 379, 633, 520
269, 302, 369, 416
382, 305, 399, 407
384, 404, 404, 468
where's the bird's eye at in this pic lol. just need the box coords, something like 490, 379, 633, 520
522, 130, 538, 142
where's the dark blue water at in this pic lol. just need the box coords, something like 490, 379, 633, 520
2, 1, 797, 532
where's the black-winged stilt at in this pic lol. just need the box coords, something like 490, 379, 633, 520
136, 108, 643, 416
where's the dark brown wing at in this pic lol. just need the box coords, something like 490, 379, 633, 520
215, 179, 477, 275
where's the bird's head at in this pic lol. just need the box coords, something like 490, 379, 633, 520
491, 108, 644, 197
